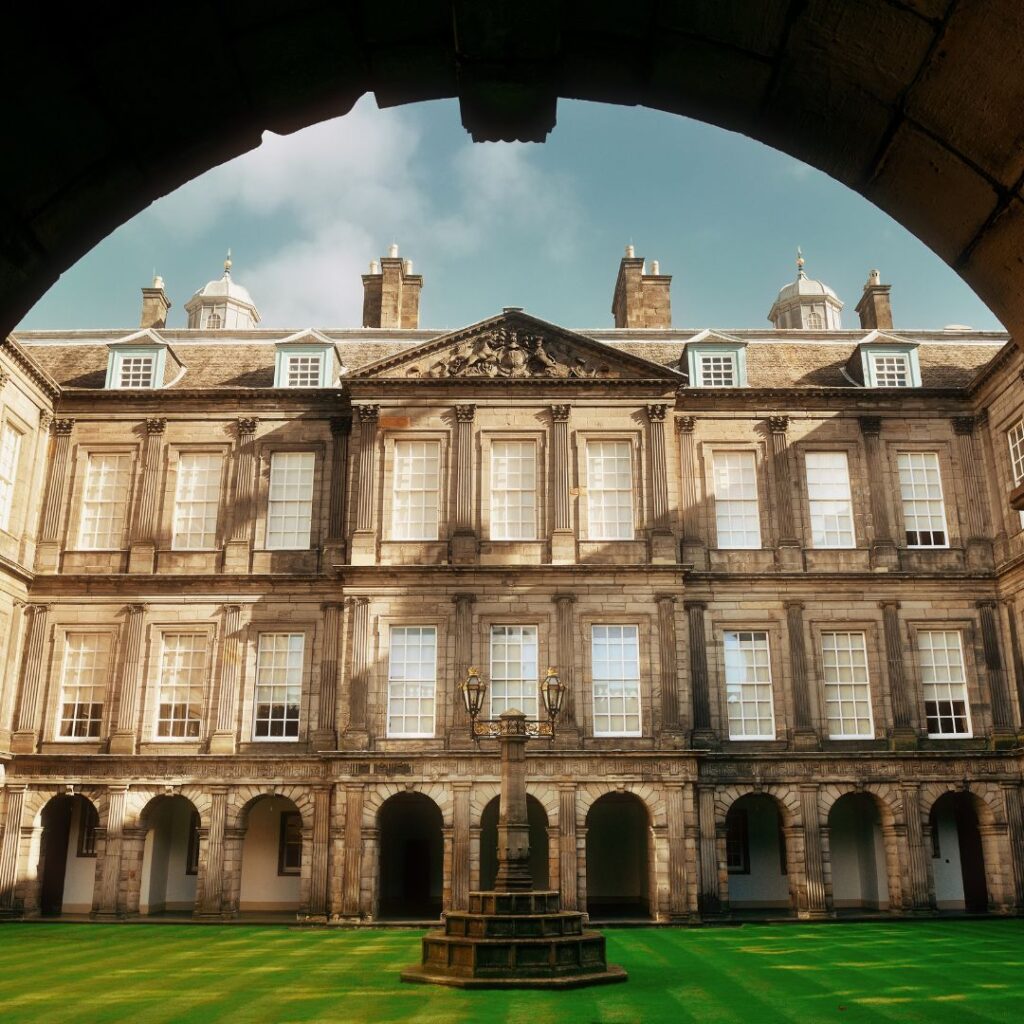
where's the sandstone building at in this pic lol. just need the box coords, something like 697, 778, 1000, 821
0, 247, 1022, 923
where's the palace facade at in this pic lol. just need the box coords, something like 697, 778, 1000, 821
0, 247, 1022, 923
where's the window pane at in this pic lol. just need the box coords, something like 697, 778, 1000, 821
872, 354, 909, 387
266, 452, 315, 549
806, 451, 855, 548
490, 441, 537, 540
897, 452, 947, 547
173, 453, 222, 549
821, 631, 873, 738
1007, 420, 1024, 532
699, 354, 735, 387
0, 422, 22, 532
586, 440, 633, 540
918, 630, 970, 737
286, 355, 322, 388
489, 625, 539, 718
724, 631, 775, 739
591, 624, 641, 736
387, 626, 437, 737
118, 356, 154, 388
79, 453, 133, 550
254, 633, 304, 739
59, 634, 111, 738
157, 634, 207, 739
713, 450, 761, 549
392, 440, 440, 541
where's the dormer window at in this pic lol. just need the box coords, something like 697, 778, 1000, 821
684, 334, 747, 388
699, 353, 737, 387
106, 341, 167, 390
853, 338, 921, 388
870, 353, 910, 387
118, 355, 155, 388
286, 354, 323, 388
273, 333, 339, 388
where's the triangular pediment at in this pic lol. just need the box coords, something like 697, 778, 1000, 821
351, 311, 682, 382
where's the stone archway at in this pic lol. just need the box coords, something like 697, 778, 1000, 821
37, 795, 99, 917
238, 794, 303, 914
585, 791, 651, 919
724, 793, 795, 916
929, 791, 990, 913
6, 6, 1024, 345
137, 795, 201, 917
377, 791, 444, 920
479, 794, 549, 891
827, 792, 890, 914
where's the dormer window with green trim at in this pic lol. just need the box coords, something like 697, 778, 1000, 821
105, 343, 167, 390
274, 342, 334, 388
851, 335, 921, 388
684, 334, 748, 388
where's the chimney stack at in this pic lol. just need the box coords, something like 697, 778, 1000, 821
854, 269, 893, 330
140, 275, 171, 329
611, 245, 672, 328
362, 244, 423, 328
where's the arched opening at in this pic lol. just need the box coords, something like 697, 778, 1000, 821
585, 792, 650, 919
377, 792, 444, 920
930, 792, 989, 913
139, 796, 200, 917
725, 794, 793, 916
38, 795, 98, 917
479, 795, 549, 891
238, 795, 302, 915
827, 793, 889, 914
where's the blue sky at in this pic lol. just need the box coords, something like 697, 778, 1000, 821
18, 97, 1003, 334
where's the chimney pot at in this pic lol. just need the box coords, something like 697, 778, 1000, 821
140, 277, 172, 329
388, 243, 399, 258
363, 249, 421, 329
404, 259, 413, 274
625, 244, 635, 258
611, 249, 671, 328
854, 268, 894, 330
651, 260, 660, 275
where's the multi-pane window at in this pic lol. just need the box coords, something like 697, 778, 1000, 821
266, 452, 315, 549
712, 450, 761, 548
918, 630, 971, 737
490, 441, 537, 540
0, 422, 22, 532
726, 809, 750, 873
58, 634, 111, 739
286, 354, 322, 388
387, 626, 437, 737
77, 803, 99, 857
591, 624, 641, 736
206, 313, 223, 330
156, 633, 207, 739
586, 440, 634, 540
489, 625, 539, 718
805, 451, 855, 548
278, 812, 303, 875
172, 453, 222, 549
806, 311, 824, 330
897, 451, 948, 547
1007, 419, 1024, 530
871, 354, 910, 387
118, 356, 155, 388
186, 811, 201, 875
821, 631, 873, 738
253, 633, 304, 739
699, 354, 736, 387
392, 440, 440, 541
723, 631, 775, 739
79, 453, 133, 549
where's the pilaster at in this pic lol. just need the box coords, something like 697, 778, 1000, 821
341, 785, 364, 918
343, 597, 371, 749
859, 417, 898, 569
558, 784, 578, 910
697, 785, 721, 915
450, 404, 478, 564
94, 785, 128, 919
350, 405, 379, 565
1001, 782, 1024, 911
665, 784, 688, 920
307, 786, 332, 919
195, 787, 229, 918
312, 602, 343, 751
798, 784, 827, 918
675, 417, 706, 569
128, 417, 166, 573
552, 594, 579, 742
976, 600, 1015, 747
448, 593, 475, 747
324, 416, 351, 568
881, 601, 916, 749
109, 604, 147, 754
549, 404, 575, 564
952, 416, 993, 568
656, 595, 682, 738
209, 604, 243, 754
767, 416, 801, 569
36, 418, 74, 571
899, 783, 931, 911
685, 601, 716, 748
0, 786, 27, 916
647, 404, 675, 563
786, 602, 819, 750
11, 604, 51, 753
451, 783, 471, 910
0, 600, 27, 748
224, 417, 259, 573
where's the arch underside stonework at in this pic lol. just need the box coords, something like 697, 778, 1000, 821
5, 4, 1024, 341
2, 759, 1021, 923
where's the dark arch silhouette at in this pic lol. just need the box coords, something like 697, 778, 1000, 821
724, 792, 795, 916
4, 5, 1024, 341
377, 792, 444, 919
479, 794, 549, 891
827, 792, 890, 913
138, 794, 201, 917
585, 792, 650, 919
38, 794, 99, 917
929, 791, 989, 913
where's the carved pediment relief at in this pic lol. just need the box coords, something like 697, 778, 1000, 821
353, 312, 680, 382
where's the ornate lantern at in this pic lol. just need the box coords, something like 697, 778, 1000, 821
461, 666, 486, 721
540, 666, 565, 720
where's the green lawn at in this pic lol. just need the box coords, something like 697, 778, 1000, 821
1, 921, 1022, 1023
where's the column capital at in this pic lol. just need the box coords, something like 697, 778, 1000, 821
330, 415, 352, 436
646, 403, 668, 423
976, 407, 990, 428
321, 601, 344, 612
124, 602, 148, 615
683, 599, 707, 611
550, 404, 571, 423
952, 415, 976, 436
26, 602, 51, 616
784, 600, 805, 612
552, 593, 576, 605
766, 415, 789, 434
38, 412, 53, 431
655, 593, 677, 605
453, 592, 476, 605
976, 598, 998, 611
237, 416, 260, 436
858, 415, 882, 436
878, 599, 901, 611
355, 404, 379, 423
52, 418, 75, 436
222, 603, 242, 615
346, 596, 370, 608
454, 404, 476, 423
145, 417, 167, 435
675, 415, 696, 433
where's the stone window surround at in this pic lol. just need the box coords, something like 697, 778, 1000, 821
237, 619, 317, 747
706, 614, 786, 743
0, 404, 33, 540
159, 443, 232, 552
806, 617, 886, 741
990, 403, 1024, 536
478, 428, 548, 542
140, 619, 219, 747
251, 441, 327, 553
45, 622, 120, 746
792, 440, 869, 551
65, 442, 140, 553
379, 429, 451, 546
887, 442, 957, 550
577, 610, 653, 741
573, 429, 645, 543
698, 439, 771, 551
477, 611, 554, 720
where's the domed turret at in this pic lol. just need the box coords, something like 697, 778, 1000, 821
184, 250, 261, 330
767, 249, 843, 330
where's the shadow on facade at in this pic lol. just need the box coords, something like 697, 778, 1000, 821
38, 794, 98, 917
828, 792, 891, 914
725, 793, 795, 917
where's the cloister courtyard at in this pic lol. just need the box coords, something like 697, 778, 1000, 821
0, 920, 1022, 1022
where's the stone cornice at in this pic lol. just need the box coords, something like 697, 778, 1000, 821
0, 335, 62, 401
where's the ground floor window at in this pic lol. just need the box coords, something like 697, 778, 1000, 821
278, 812, 302, 876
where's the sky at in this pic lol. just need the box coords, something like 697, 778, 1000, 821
17, 96, 1004, 334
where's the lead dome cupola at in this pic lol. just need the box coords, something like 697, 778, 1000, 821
184, 251, 261, 330
767, 249, 843, 330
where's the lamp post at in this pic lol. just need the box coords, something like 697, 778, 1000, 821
460, 667, 564, 892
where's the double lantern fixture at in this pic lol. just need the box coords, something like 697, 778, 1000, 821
460, 666, 566, 738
